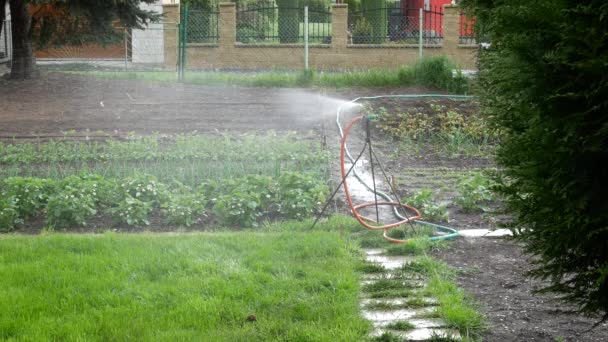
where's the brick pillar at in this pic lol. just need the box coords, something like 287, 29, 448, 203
218, 2, 236, 48
331, 4, 349, 49
442, 5, 459, 53
163, 3, 180, 68
443, 4, 476, 69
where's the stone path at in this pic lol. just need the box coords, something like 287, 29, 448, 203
361, 248, 461, 341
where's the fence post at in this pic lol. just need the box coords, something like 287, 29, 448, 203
304, 6, 309, 70
124, 28, 129, 71
419, 8, 423, 61
162, 2, 180, 73
331, 4, 348, 49
181, 4, 189, 81
218, 3, 236, 48
442, 5, 470, 68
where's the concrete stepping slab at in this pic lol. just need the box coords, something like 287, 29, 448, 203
370, 327, 460, 341
362, 272, 426, 280
362, 306, 436, 322
458, 228, 512, 237
365, 254, 416, 270
404, 328, 461, 341
361, 297, 438, 307
360, 279, 426, 288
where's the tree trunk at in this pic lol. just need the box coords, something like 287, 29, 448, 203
9, 0, 38, 79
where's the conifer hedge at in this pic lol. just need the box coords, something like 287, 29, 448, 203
462, 0, 608, 317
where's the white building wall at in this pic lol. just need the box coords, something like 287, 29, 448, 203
1, 3, 12, 61
132, 1, 165, 64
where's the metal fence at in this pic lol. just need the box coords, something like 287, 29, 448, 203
1, 20, 11, 64
187, 8, 219, 44
348, 3, 443, 45
459, 12, 476, 45
236, 2, 331, 44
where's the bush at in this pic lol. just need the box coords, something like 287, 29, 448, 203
412, 56, 468, 93
462, 0, 608, 315
403, 189, 448, 222
276, 0, 299, 43
162, 190, 206, 227
46, 180, 98, 228
454, 173, 494, 213
277, 172, 328, 219
118, 174, 167, 205
0, 198, 21, 232
352, 18, 373, 44
1, 177, 54, 218
109, 195, 153, 226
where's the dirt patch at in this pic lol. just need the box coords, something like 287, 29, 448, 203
433, 237, 608, 341
0, 72, 451, 140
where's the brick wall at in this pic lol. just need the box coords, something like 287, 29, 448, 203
165, 3, 477, 71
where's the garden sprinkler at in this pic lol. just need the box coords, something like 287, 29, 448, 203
311, 114, 421, 242
312, 95, 473, 243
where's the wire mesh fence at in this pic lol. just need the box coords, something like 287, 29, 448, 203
187, 8, 219, 44
348, 2, 443, 45
1, 20, 12, 64
236, 2, 331, 44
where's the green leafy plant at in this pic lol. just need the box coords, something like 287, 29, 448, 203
46, 185, 97, 228
109, 195, 152, 226
0, 197, 22, 232
454, 173, 494, 213
402, 189, 448, 222
1, 177, 54, 218
277, 172, 328, 220
213, 192, 263, 227
162, 191, 206, 227
118, 173, 168, 205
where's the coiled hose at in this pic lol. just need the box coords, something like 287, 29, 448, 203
336, 94, 475, 243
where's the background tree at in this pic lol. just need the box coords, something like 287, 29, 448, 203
362, 0, 387, 44
461, 0, 608, 318
276, 0, 299, 43
1, 0, 160, 80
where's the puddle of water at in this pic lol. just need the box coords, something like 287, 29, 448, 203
364, 248, 384, 256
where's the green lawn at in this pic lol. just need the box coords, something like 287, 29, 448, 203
0, 230, 369, 341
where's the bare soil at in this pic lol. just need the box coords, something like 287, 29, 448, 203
2, 72, 607, 340
434, 238, 608, 341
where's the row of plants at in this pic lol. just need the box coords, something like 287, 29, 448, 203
374, 103, 497, 143
0, 172, 328, 232
403, 172, 496, 222
0, 133, 327, 165
372, 100, 497, 157
0, 133, 331, 189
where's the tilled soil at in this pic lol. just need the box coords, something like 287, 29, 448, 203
0, 72, 445, 140
434, 238, 608, 341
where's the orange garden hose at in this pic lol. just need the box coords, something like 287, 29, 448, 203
339, 115, 422, 243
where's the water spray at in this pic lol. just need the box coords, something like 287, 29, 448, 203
313, 94, 476, 244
